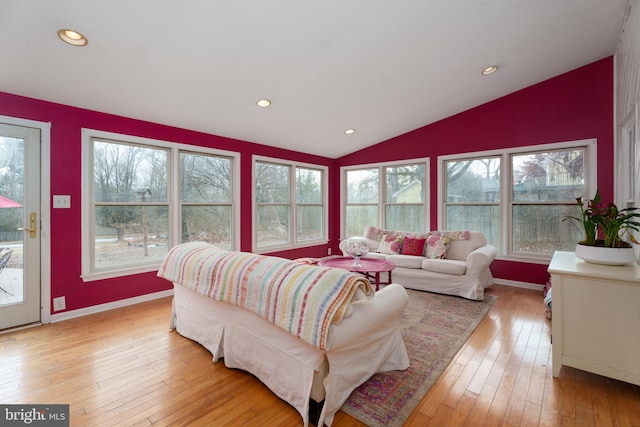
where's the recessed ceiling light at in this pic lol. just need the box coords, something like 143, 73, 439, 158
482, 65, 498, 76
256, 99, 271, 107
57, 29, 88, 46
344, 129, 355, 135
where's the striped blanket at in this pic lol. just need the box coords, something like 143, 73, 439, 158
157, 242, 374, 350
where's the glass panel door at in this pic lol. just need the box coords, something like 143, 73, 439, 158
0, 123, 40, 330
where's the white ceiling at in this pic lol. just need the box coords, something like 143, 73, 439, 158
0, 0, 630, 158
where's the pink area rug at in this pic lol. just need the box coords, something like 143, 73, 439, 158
341, 289, 497, 427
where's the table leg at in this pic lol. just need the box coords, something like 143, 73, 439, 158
374, 272, 380, 291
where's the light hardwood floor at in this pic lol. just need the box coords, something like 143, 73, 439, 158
1, 284, 639, 426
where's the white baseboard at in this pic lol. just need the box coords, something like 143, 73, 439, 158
492, 278, 544, 291
50, 289, 174, 323
47, 279, 539, 324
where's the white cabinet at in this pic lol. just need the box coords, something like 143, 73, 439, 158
548, 251, 640, 386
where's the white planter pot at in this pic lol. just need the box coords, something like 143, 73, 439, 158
575, 243, 637, 266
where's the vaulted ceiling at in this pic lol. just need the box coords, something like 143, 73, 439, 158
0, 0, 629, 158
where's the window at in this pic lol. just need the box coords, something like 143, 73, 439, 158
253, 157, 327, 251
440, 139, 596, 260
92, 140, 170, 271
342, 159, 429, 236
82, 129, 238, 281
180, 151, 234, 247
443, 157, 501, 250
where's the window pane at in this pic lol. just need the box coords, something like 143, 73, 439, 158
297, 205, 323, 241
0, 136, 23, 242
385, 205, 424, 232
256, 162, 289, 203
347, 169, 379, 203
446, 158, 500, 202
345, 205, 378, 237
386, 164, 424, 203
512, 149, 585, 202
296, 168, 322, 203
512, 204, 582, 254
445, 205, 500, 252
256, 205, 290, 246
180, 152, 231, 203
95, 206, 169, 268
94, 140, 167, 203
182, 205, 232, 249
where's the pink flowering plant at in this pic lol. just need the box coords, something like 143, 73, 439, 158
564, 189, 640, 248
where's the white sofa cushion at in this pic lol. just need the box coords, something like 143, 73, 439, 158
421, 258, 467, 275
386, 254, 424, 269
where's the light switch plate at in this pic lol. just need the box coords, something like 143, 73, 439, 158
53, 195, 71, 208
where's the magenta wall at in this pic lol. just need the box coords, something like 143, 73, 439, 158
0, 92, 335, 312
0, 56, 614, 312
334, 57, 614, 286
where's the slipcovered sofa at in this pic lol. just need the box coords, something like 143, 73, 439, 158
340, 226, 497, 300
157, 241, 410, 427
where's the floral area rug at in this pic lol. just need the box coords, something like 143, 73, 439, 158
340, 288, 497, 427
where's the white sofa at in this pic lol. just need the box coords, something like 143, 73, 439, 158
340, 226, 497, 300
158, 242, 410, 427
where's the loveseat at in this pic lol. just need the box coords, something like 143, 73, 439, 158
340, 226, 497, 300
157, 241, 410, 427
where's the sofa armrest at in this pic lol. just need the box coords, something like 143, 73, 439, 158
329, 283, 408, 349
466, 244, 497, 275
339, 238, 348, 256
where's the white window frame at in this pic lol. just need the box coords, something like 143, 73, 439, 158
617, 103, 639, 257
81, 128, 240, 281
617, 103, 638, 207
438, 139, 597, 264
252, 155, 328, 252
340, 158, 430, 237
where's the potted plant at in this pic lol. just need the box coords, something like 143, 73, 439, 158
563, 189, 640, 265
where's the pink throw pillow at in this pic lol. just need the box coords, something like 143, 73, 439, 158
401, 237, 427, 256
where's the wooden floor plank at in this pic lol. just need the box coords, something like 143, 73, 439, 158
1, 285, 640, 426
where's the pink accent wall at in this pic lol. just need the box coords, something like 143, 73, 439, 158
0, 92, 334, 312
0, 56, 614, 312
334, 57, 615, 286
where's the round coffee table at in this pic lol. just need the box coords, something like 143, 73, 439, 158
318, 257, 395, 291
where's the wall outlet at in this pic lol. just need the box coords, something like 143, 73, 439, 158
328, 248, 332, 255
53, 296, 66, 311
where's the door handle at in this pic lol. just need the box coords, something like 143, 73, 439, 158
17, 212, 37, 238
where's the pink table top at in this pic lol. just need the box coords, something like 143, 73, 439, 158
318, 256, 395, 273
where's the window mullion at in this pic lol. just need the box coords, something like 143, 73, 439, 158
291, 165, 296, 245
502, 152, 510, 256
379, 166, 385, 228
169, 147, 180, 249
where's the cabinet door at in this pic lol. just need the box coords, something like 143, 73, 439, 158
561, 276, 640, 379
